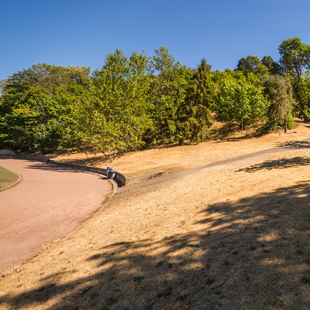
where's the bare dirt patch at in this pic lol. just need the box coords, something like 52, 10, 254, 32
1, 139, 310, 309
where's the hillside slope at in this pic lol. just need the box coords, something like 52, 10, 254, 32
1, 126, 310, 309
53, 122, 310, 176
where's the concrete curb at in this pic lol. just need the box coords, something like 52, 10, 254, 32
1, 150, 166, 188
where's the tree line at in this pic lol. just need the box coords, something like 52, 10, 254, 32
1, 37, 310, 155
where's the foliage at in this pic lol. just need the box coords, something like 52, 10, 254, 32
279, 37, 310, 79
299, 71, 310, 119
236, 56, 269, 77
0, 64, 91, 152
147, 47, 192, 145
91, 49, 152, 156
2, 39, 308, 156
261, 56, 282, 75
175, 61, 215, 145
197, 57, 212, 72
279, 37, 310, 121
261, 75, 295, 132
214, 72, 269, 133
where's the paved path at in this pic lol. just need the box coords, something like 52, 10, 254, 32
0, 158, 111, 275
118, 137, 310, 193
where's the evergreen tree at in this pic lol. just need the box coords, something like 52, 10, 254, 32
148, 47, 191, 144
175, 59, 214, 145
261, 75, 295, 132
261, 56, 282, 75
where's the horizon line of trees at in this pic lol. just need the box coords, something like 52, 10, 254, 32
1, 37, 310, 156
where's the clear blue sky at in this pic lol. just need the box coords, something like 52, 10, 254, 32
1, 0, 310, 81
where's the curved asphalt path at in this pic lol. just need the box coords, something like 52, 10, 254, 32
0, 158, 111, 275
118, 137, 310, 193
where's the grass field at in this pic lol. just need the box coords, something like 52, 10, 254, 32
0, 123, 310, 309
0, 166, 19, 190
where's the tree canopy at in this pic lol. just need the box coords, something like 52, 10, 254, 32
214, 72, 269, 133
279, 37, 310, 121
235, 56, 269, 77
2, 38, 310, 156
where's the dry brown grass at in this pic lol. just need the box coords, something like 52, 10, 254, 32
1, 123, 310, 309
52, 121, 310, 176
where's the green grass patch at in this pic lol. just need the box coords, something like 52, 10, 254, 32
0, 166, 19, 190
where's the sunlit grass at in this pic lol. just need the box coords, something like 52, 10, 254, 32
0, 166, 19, 190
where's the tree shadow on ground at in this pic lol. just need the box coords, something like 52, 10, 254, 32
54, 156, 109, 168
276, 140, 310, 149
1, 182, 310, 309
237, 157, 310, 173
294, 119, 310, 128
23, 163, 108, 180
213, 132, 263, 143
25, 163, 81, 173
55, 142, 194, 167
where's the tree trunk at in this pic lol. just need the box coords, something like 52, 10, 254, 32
284, 118, 288, 133
295, 84, 309, 122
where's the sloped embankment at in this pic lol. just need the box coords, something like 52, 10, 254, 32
1, 145, 310, 309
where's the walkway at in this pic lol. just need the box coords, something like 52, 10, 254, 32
118, 137, 310, 192
0, 158, 111, 275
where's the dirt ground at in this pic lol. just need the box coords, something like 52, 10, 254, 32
0, 158, 111, 276
0, 124, 310, 309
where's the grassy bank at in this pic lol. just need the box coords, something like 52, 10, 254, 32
0, 166, 19, 191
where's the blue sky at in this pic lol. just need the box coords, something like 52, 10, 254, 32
1, 0, 310, 81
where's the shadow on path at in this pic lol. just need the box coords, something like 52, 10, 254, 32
23, 162, 108, 181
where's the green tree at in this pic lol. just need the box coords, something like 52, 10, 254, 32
298, 71, 310, 120
279, 37, 310, 121
214, 72, 269, 133
148, 47, 192, 144
0, 64, 91, 152
261, 56, 282, 75
174, 59, 214, 145
261, 75, 295, 132
236, 56, 269, 77
197, 57, 212, 72
92, 49, 152, 157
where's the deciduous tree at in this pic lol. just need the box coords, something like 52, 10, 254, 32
214, 72, 269, 133
279, 37, 310, 121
